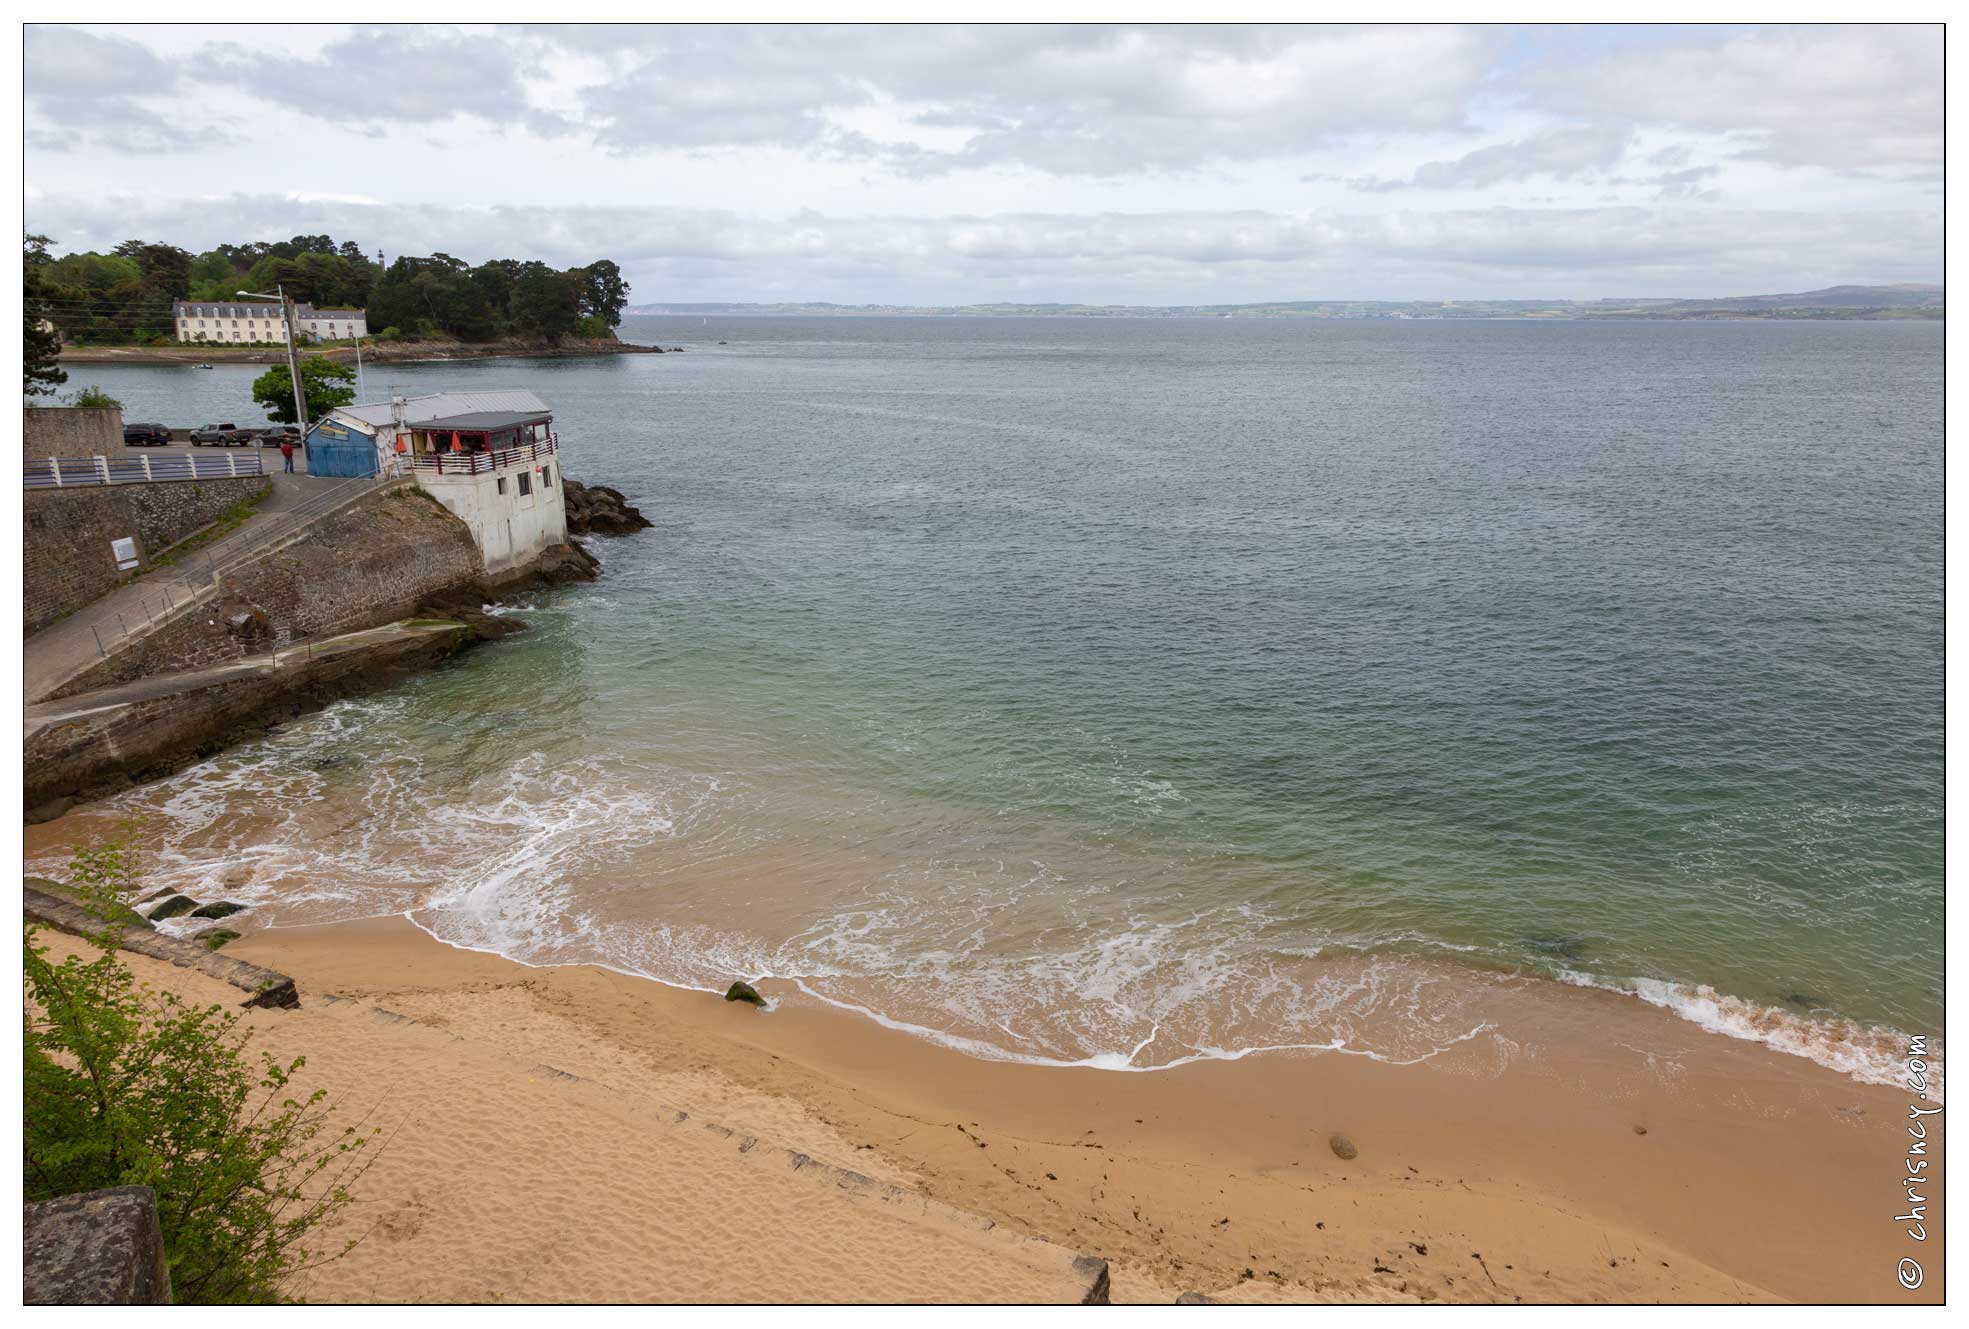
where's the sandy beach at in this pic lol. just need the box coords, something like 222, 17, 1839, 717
33, 912, 1940, 1304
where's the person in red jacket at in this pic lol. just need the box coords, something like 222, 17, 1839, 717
279, 439, 295, 473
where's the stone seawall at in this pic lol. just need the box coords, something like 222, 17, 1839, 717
26, 625, 480, 811
24, 475, 271, 635
52, 487, 480, 697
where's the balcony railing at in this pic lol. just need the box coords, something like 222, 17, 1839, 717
24, 452, 266, 489
404, 434, 558, 476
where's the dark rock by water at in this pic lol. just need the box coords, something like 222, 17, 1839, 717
564, 478, 654, 536
145, 894, 198, 922
188, 900, 246, 920
725, 980, 767, 1007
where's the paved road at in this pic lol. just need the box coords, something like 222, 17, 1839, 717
23, 468, 401, 703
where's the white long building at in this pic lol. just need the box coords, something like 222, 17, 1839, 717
308, 389, 568, 575
172, 301, 368, 344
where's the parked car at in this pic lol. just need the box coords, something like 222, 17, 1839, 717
257, 424, 303, 448
123, 422, 172, 447
189, 423, 254, 447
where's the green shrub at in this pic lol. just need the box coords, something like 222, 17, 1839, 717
68, 385, 122, 410
24, 839, 373, 1303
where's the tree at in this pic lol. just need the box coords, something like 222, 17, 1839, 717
25, 838, 373, 1302
574, 259, 629, 329
509, 262, 581, 340
24, 233, 67, 396
251, 356, 357, 424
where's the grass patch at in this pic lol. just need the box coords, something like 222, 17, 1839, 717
402, 617, 466, 629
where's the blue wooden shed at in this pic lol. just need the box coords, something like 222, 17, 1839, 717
306, 416, 379, 478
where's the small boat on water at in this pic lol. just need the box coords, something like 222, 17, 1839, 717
193, 362, 213, 369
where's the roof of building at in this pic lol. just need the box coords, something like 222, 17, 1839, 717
330, 389, 553, 432
172, 301, 365, 319
416, 410, 553, 432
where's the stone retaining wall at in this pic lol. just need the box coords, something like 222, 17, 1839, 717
52, 486, 479, 696
26, 405, 122, 459
23, 475, 271, 635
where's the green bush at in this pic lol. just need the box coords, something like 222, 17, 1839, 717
68, 385, 122, 410
24, 839, 373, 1303
376, 326, 402, 343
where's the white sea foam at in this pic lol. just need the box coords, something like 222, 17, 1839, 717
34, 696, 1936, 1095
1556, 969, 1939, 1100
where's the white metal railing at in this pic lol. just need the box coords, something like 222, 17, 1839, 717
24, 451, 267, 489
403, 434, 558, 476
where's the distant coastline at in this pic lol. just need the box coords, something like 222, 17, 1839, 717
56, 336, 666, 367
628, 282, 1943, 322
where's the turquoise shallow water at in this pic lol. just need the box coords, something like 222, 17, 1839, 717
55, 316, 1942, 1079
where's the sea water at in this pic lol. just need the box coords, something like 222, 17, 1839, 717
42, 316, 1942, 1085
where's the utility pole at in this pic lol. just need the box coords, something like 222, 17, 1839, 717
239, 282, 310, 437
279, 284, 308, 435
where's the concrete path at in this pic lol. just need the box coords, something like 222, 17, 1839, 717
23, 470, 402, 704
25, 620, 462, 737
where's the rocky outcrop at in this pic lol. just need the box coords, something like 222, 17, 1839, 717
563, 479, 653, 536
724, 980, 767, 1007
24, 1186, 172, 1305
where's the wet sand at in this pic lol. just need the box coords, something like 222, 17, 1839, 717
52, 911, 1938, 1303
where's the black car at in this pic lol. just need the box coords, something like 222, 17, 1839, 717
258, 424, 303, 448
123, 422, 172, 447
189, 423, 254, 447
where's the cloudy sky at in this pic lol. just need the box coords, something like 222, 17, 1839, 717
23, 22, 1943, 305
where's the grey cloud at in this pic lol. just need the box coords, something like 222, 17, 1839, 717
24, 26, 223, 153
190, 27, 576, 135
1357, 124, 1634, 192
540, 23, 1499, 176
26, 23, 1941, 185
1528, 24, 1941, 174
1649, 166, 1722, 202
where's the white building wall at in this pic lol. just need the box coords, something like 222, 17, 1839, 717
298, 314, 369, 341
174, 306, 368, 344
176, 311, 285, 343
413, 456, 568, 576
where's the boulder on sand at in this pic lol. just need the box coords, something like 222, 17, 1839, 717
724, 980, 767, 1007
1328, 1133, 1358, 1160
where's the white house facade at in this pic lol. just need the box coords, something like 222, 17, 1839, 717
172, 301, 368, 344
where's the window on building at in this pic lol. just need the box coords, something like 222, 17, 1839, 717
542, 466, 553, 487
497, 477, 508, 495
518, 472, 532, 497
